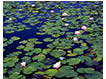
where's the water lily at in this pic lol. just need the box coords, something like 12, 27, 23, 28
9, 18, 12, 21
65, 23, 69, 27
73, 37, 78, 41
53, 61, 61, 69
62, 18, 64, 20
50, 10, 54, 14
20, 62, 26, 67
81, 26, 87, 31
75, 31, 81, 35
19, 9, 22, 11
32, 4, 35, 7
62, 13, 67, 16
89, 17, 93, 20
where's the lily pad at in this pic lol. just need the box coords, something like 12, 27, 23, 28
43, 38, 54, 42
73, 48, 84, 55
84, 71, 103, 79
16, 45, 25, 49
4, 56, 19, 67
67, 58, 80, 65
9, 72, 26, 79
77, 68, 95, 73
55, 66, 78, 78
45, 69, 58, 76
50, 49, 66, 58
11, 36, 20, 41
32, 54, 46, 61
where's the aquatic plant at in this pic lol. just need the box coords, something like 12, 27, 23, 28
3, 1, 103, 79
32, 54, 46, 61
9, 72, 26, 79
3, 23, 30, 34
67, 58, 80, 65
50, 49, 66, 58
55, 66, 78, 78
75, 31, 81, 35
20, 62, 26, 67
3, 37, 20, 52
73, 37, 78, 42
43, 38, 54, 42
77, 68, 95, 73
53, 61, 61, 69
4, 56, 19, 67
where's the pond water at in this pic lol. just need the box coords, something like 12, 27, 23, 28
3, 1, 103, 79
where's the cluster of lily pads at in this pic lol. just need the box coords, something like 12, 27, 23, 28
3, 36, 20, 52
3, 1, 103, 79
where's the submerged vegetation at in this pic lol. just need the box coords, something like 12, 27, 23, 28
3, 1, 103, 79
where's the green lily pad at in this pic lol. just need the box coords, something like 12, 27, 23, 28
78, 55, 92, 63
16, 45, 25, 49
4, 56, 19, 67
6, 51, 22, 57
77, 68, 95, 73
73, 76, 85, 79
22, 66, 37, 75
8, 63, 22, 74
33, 48, 42, 54
55, 66, 78, 78
50, 49, 66, 58
11, 36, 20, 41
21, 56, 31, 63
67, 58, 80, 65
32, 54, 46, 61
42, 48, 52, 55
19, 40, 28, 44
45, 69, 58, 76
3, 38, 8, 42
43, 38, 54, 42
84, 71, 103, 79
73, 48, 84, 55
9, 72, 26, 79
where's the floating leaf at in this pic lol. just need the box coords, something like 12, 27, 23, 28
9, 72, 26, 79
84, 71, 103, 79
67, 58, 80, 65
77, 68, 95, 74
50, 49, 66, 58
16, 45, 25, 49
32, 54, 46, 61
73, 48, 84, 55
55, 66, 78, 78
45, 69, 58, 76
4, 56, 19, 67
43, 38, 54, 42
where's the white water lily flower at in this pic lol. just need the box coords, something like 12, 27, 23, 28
65, 23, 69, 27
9, 18, 12, 21
19, 9, 22, 11
53, 61, 61, 69
20, 62, 26, 67
50, 10, 54, 14
32, 4, 35, 7
81, 26, 87, 31
75, 31, 81, 35
89, 17, 93, 20
73, 37, 78, 41
62, 13, 67, 16
62, 18, 64, 20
